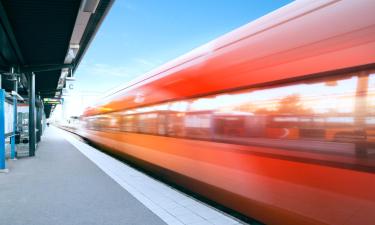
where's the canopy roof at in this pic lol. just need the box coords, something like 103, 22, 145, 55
0, 0, 113, 117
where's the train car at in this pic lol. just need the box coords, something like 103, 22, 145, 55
69, 0, 375, 224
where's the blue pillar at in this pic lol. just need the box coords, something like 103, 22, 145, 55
0, 89, 6, 170
28, 73, 36, 156
10, 80, 17, 159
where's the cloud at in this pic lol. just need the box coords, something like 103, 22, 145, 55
80, 63, 130, 78
134, 58, 155, 67
78, 57, 165, 84
133, 58, 163, 68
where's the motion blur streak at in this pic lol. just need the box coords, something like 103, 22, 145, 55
63, 1, 375, 224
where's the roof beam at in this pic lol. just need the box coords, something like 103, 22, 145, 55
21, 64, 73, 73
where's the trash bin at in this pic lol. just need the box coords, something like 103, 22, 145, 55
15, 131, 20, 144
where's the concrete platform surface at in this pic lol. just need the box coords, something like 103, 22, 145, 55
0, 127, 167, 225
60, 128, 244, 225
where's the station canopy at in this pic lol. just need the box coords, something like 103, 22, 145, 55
0, 0, 113, 117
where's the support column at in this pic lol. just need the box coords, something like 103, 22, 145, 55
10, 71, 17, 159
28, 72, 36, 157
36, 98, 42, 143
0, 88, 6, 171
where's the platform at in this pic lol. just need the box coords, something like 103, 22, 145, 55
0, 127, 244, 225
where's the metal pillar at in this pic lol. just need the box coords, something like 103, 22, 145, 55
36, 98, 42, 143
0, 89, 6, 170
28, 72, 36, 157
10, 70, 17, 159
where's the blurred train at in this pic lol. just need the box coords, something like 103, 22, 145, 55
64, 0, 375, 224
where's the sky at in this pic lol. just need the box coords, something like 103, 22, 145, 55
74, 0, 293, 95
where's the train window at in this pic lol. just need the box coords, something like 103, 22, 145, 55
85, 114, 120, 132
157, 113, 167, 135
138, 113, 159, 134
89, 116, 102, 130
119, 104, 167, 135
184, 111, 212, 139
213, 112, 253, 138
160, 71, 373, 160
96, 116, 109, 131
107, 113, 121, 131
85, 117, 95, 130
366, 73, 375, 144
82, 69, 375, 170
167, 101, 188, 137
368, 73, 375, 117
183, 98, 215, 140
211, 72, 375, 159
122, 114, 137, 132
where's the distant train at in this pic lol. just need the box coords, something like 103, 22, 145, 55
65, 0, 375, 224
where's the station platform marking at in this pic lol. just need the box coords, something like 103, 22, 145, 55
59, 128, 245, 225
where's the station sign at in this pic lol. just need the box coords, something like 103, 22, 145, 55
62, 79, 75, 96
43, 98, 62, 105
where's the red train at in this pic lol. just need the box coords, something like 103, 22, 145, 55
68, 0, 375, 224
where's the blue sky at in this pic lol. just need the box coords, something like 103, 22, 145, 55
75, 0, 292, 94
